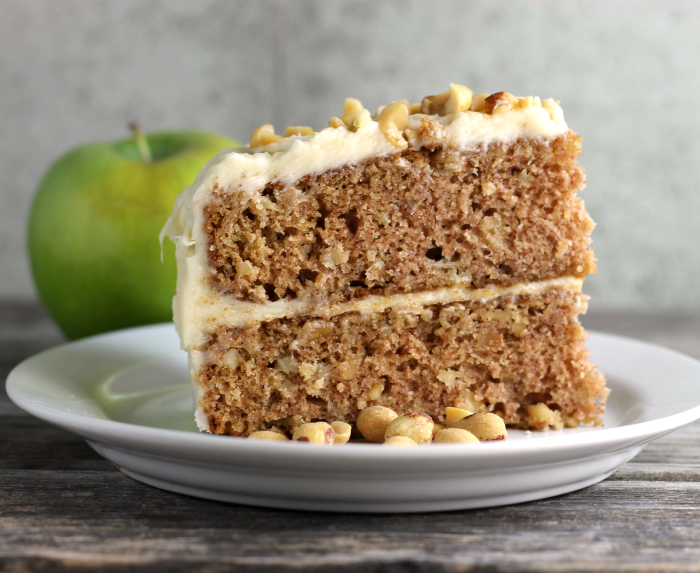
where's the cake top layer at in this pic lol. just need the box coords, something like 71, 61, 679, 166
167, 85, 567, 205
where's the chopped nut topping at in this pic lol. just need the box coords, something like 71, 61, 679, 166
541, 98, 561, 121
329, 116, 346, 129
421, 84, 472, 116
445, 83, 473, 114
517, 96, 533, 109
421, 91, 450, 115
470, 93, 488, 112
353, 108, 372, 130
249, 124, 282, 148
378, 102, 409, 149
484, 92, 517, 115
251, 86, 560, 152
284, 126, 314, 137
342, 97, 364, 127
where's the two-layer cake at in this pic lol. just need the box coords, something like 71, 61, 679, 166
162, 85, 608, 437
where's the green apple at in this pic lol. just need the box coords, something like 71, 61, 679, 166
28, 126, 239, 339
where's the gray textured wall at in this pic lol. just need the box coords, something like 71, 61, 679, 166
2, 0, 699, 310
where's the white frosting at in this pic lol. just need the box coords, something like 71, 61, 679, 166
180, 276, 582, 351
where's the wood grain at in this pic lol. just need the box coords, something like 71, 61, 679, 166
2, 301, 700, 572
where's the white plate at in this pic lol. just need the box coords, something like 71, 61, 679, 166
7, 323, 700, 513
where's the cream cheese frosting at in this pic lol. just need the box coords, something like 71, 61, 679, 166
178, 276, 583, 350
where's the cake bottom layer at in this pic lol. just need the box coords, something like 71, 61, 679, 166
194, 289, 607, 436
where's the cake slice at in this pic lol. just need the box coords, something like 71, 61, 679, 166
162, 85, 608, 437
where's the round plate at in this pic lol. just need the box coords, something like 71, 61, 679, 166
7, 323, 700, 513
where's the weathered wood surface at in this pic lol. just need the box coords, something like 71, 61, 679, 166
2, 301, 700, 572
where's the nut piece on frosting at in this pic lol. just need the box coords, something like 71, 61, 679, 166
341, 97, 364, 127
421, 91, 449, 115
421, 83, 472, 115
329, 98, 373, 132
378, 101, 409, 149
284, 126, 314, 137
470, 93, 489, 112
252, 86, 559, 153
484, 92, 517, 115
445, 83, 473, 114
250, 124, 282, 148
329, 116, 346, 129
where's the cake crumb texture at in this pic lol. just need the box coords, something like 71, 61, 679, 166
205, 132, 595, 305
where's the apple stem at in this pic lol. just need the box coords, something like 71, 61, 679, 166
129, 122, 152, 163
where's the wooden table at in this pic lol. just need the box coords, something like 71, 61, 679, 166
2, 301, 700, 572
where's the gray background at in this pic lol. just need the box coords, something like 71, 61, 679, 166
2, 0, 699, 311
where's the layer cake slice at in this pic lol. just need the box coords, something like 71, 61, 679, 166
162, 85, 608, 436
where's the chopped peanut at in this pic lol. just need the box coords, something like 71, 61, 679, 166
451, 413, 507, 441
433, 428, 479, 444
331, 421, 352, 444
384, 412, 434, 445
484, 92, 517, 115
356, 405, 398, 443
248, 431, 289, 441
249, 124, 282, 147
292, 422, 334, 444
445, 406, 472, 427
284, 126, 313, 137
444, 83, 473, 115
421, 91, 450, 115
378, 102, 409, 149
431, 423, 446, 439
383, 436, 418, 447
